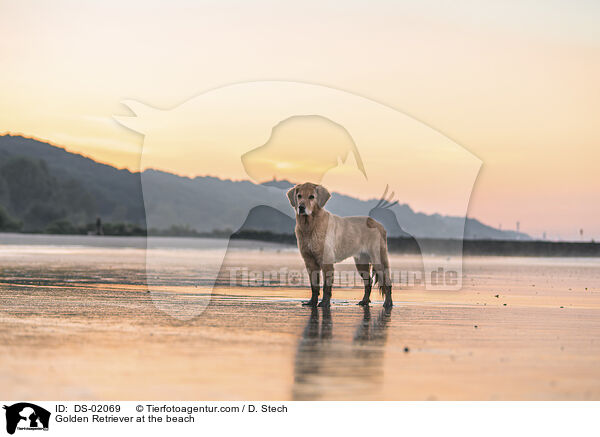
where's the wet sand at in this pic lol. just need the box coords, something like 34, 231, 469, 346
1, 236, 599, 400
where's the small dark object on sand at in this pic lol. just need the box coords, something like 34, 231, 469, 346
503, 303, 507, 306
494, 294, 499, 298
403, 347, 410, 353
474, 325, 478, 328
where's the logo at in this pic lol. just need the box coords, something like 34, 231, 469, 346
115, 81, 481, 319
3, 403, 50, 435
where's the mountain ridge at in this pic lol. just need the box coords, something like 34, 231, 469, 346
0, 134, 529, 240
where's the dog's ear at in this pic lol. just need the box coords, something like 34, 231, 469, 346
287, 185, 298, 207
316, 185, 331, 208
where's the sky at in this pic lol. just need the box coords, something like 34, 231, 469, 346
1, 0, 599, 240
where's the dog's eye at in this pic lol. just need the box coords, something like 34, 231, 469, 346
309, 195, 315, 200
297, 194, 302, 199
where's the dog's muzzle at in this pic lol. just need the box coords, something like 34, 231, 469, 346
298, 205, 307, 215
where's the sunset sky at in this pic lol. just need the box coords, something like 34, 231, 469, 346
1, 0, 599, 240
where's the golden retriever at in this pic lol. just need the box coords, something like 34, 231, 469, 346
287, 182, 393, 308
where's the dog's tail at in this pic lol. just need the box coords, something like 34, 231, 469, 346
371, 233, 391, 298
372, 270, 384, 297
366, 216, 392, 298
372, 272, 389, 298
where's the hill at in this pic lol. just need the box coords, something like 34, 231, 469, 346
0, 134, 529, 240
0, 134, 144, 231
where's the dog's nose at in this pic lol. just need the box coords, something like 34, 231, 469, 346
298, 205, 306, 213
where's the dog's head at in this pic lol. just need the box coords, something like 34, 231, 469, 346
287, 182, 330, 216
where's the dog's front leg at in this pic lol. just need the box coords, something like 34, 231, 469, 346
302, 262, 320, 307
318, 264, 334, 307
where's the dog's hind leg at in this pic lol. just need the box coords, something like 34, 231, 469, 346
318, 264, 334, 307
354, 254, 372, 306
302, 259, 320, 307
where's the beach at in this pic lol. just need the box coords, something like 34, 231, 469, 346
1, 235, 599, 400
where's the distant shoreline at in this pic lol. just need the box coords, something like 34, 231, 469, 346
229, 230, 600, 257
2, 230, 599, 257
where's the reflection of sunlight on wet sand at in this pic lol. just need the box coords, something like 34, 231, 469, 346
1, 240, 599, 399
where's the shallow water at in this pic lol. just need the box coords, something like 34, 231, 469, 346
1, 234, 599, 400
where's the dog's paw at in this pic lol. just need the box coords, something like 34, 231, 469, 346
357, 299, 370, 306
383, 300, 393, 308
317, 300, 330, 308
302, 300, 318, 307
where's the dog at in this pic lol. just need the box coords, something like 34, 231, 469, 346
287, 182, 393, 308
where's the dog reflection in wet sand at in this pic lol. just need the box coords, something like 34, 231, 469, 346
287, 182, 393, 308
293, 306, 392, 400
